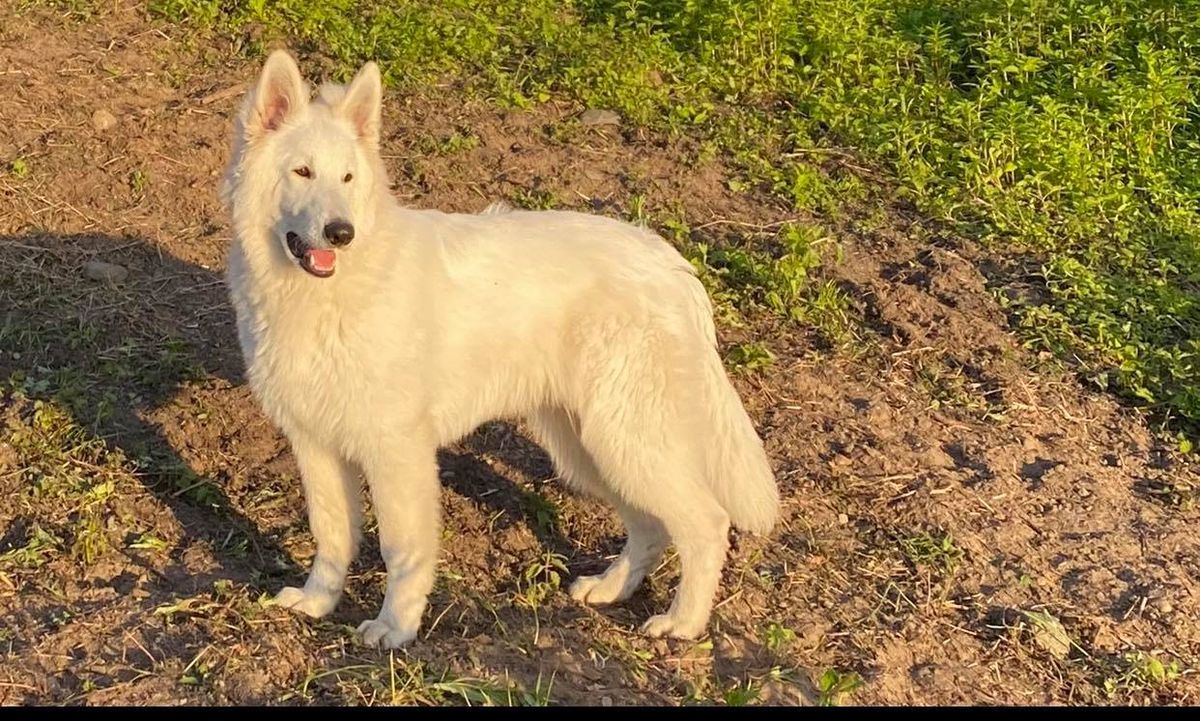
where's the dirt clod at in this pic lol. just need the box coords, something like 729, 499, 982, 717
579, 108, 620, 127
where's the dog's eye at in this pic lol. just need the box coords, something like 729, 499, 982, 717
343, 173, 353, 183
293, 166, 312, 179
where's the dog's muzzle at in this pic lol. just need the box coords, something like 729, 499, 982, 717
286, 231, 336, 278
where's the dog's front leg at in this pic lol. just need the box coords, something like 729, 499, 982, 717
275, 432, 363, 617
356, 443, 441, 649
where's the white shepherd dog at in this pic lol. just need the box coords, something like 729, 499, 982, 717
222, 50, 779, 648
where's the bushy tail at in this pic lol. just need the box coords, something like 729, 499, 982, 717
700, 358, 780, 534
671, 259, 779, 534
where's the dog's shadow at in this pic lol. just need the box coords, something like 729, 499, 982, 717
0, 231, 298, 589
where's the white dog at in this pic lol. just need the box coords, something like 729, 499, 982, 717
222, 50, 779, 648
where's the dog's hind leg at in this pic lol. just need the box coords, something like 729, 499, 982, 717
275, 433, 363, 618
635, 489, 729, 639
573, 391, 731, 640
527, 407, 668, 605
356, 441, 441, 649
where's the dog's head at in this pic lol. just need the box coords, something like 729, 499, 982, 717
224, 50, 385, 279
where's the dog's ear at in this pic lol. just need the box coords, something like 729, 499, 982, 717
246, 50, 307, 137
340, 61, 382, 146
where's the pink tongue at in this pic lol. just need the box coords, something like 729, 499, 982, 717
306, 248, 336, 273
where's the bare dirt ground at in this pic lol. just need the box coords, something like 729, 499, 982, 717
1, 1, 1198, 706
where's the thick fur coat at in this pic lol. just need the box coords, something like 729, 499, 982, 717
222, 50, 779, 648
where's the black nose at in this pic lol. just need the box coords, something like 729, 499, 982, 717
323, 220, 355, 246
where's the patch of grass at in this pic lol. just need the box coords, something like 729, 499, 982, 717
817, 667, 863, 707
150, 0, 1200, 439
431, 131, 480, 156
914, 355, 1007, 422
155, 581, 273, 629
151, 456, 223, 509
1, 389, 133, 569
519, 488, 559, 538
687, 222, 856, 343
626, 193, 650, 225
129, 168, 149, 196
70, 505, 110, 564
1104, 652, 1183, 698
0, 524, 63, 568
128, 532, 170, 552
8, 157, 29, 178
510, 187, 557, 210
899, 531, 964, 575
761, 621, 797, 654
725, 341, 774, 375
18, 0, 99, 18
721, 679, 760, 706
513, 550, 568, 610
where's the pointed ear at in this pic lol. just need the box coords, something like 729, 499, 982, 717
246, 50, 307, 137
339, 61, 382, 145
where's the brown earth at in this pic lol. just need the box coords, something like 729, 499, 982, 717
1, 0, 1197, 706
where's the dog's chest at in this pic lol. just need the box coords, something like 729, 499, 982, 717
244, 303, 375, 436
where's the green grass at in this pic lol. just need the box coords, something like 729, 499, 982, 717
513, 550, 569, 610
8, 157, 29, 178
145, 0, 1200, 438
761, 621, 797, 654
725, 341, 775, 374
1, 389, 128, 571
818, 667, 864, 706
686, 221, 857, 343
899, 530, 964, 575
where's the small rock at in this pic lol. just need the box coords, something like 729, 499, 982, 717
83, 260, 129, 284
1149, 590, 1175, 616
600, 697, 612, 707
837, 513, 849, 525
1091, 621, 1119, 652
579, 108, 620, 127
91, 109, 118, 132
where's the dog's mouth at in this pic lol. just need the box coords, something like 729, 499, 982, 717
286, 232, 336, 278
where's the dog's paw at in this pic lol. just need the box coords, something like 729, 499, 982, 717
356, 617, 418, 649
640, 613, 707, 640
272, 586, 338, 618
569, 573, 632, 605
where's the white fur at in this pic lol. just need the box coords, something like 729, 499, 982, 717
222, 50, 779, 648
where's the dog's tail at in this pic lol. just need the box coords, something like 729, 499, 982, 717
675, 267, 780, 535
698, 353, 780, 534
